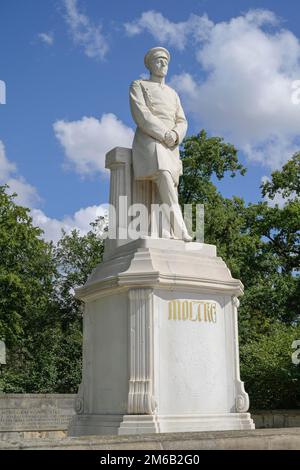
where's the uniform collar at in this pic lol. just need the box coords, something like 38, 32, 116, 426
144, 79, 166, 89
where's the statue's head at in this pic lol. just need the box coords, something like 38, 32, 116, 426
144, 47, 170, 78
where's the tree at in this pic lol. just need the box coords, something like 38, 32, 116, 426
0, 185, 104, 392
240, 322, 300, 409
178, 132, 300, 407
179, 131, 299, 330
0, 186, 55, 349
179, 129, 246, 206
0, 185, 58, 391
240, 156, 300, 335
179, 130, 256, 280
261, 152, 300, 200
52, 220, 105, 328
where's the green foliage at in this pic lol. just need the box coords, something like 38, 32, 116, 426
179, 133, 299, 334
261, 152, 300, 199
245, 200, 300, 275
1, 323, 82, 393
52, 221, 104, 327
240, 323, 300, 409
238, 274, 299, 344
179, 131, 300, 408
179, 129, 246, 205
0, 186, 56, 348
0, 185, 104, 392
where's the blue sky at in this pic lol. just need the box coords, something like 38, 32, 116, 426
1, 0, 300, 241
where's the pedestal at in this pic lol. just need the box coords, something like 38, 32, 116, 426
68, 238, 254, 436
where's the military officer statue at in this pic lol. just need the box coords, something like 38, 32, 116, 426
69, 46, 254, 437
130, 47, 192, 241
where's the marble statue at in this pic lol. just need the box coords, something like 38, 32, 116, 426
68, 46, 254, 437
129, 47, 192, 241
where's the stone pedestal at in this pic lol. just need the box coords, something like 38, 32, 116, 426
69, 147, 254, 436
69, 237, 254, 436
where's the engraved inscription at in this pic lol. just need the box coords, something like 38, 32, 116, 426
0, 408, 72, 431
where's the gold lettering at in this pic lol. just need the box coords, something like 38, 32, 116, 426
203, 302, 207, 322
168, 300, 217, 324
176, 300, 181, 320
206, 303, 217, 323
197, 302, 202, 322
206, 303, 212, 322
190, 301, 198, 321
182, 300, 189, 320
212, 303, 217, 323
168, 300, 181, 320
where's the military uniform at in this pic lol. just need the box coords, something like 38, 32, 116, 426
129, 47, 192, 241
129, 79, 187, 186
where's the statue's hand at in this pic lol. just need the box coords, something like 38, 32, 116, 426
164, 130, 178, 148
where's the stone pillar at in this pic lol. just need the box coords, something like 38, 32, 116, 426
232, 296, 250, 412
104, 147, 132, 258
127, 288, 156, 415
104, 147, 161, 259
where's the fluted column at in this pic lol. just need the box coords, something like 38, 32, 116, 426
104, 147, 132, 256
127, 288, 156, 414
232, 296, 250, 412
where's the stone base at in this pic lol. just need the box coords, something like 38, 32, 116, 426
69, 414, 124, 436
69, 413, 254, 436
120, 413, 255, 434
70, 238, 254, 438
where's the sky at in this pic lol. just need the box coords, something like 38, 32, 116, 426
1, 0, 300, 242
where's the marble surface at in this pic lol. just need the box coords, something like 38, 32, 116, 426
70, 240, 253, 436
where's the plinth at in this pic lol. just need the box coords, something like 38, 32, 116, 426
69, 237, 254, 435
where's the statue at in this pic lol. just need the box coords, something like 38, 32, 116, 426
69, 47, 254, 437
129, 47, 192, 241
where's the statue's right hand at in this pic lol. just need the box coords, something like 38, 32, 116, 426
164, 131, 176, 147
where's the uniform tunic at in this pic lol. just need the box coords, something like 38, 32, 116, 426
129, 79, 188, 185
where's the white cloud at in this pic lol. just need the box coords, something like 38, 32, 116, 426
6, 177, 40, 208
0, 141, 16, 179
31, 204, 107, 243
63, 0, 108, 60
1, 140, 108, 243
0, 140, 40, 207
128, 9, 300, 170
53, 113, 134, 176
38, 32, 54, 45
125, 11, 213, 50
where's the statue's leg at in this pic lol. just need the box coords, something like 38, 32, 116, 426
153, 171, 192, 241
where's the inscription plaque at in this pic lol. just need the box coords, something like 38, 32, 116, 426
0, 395, 75, 433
